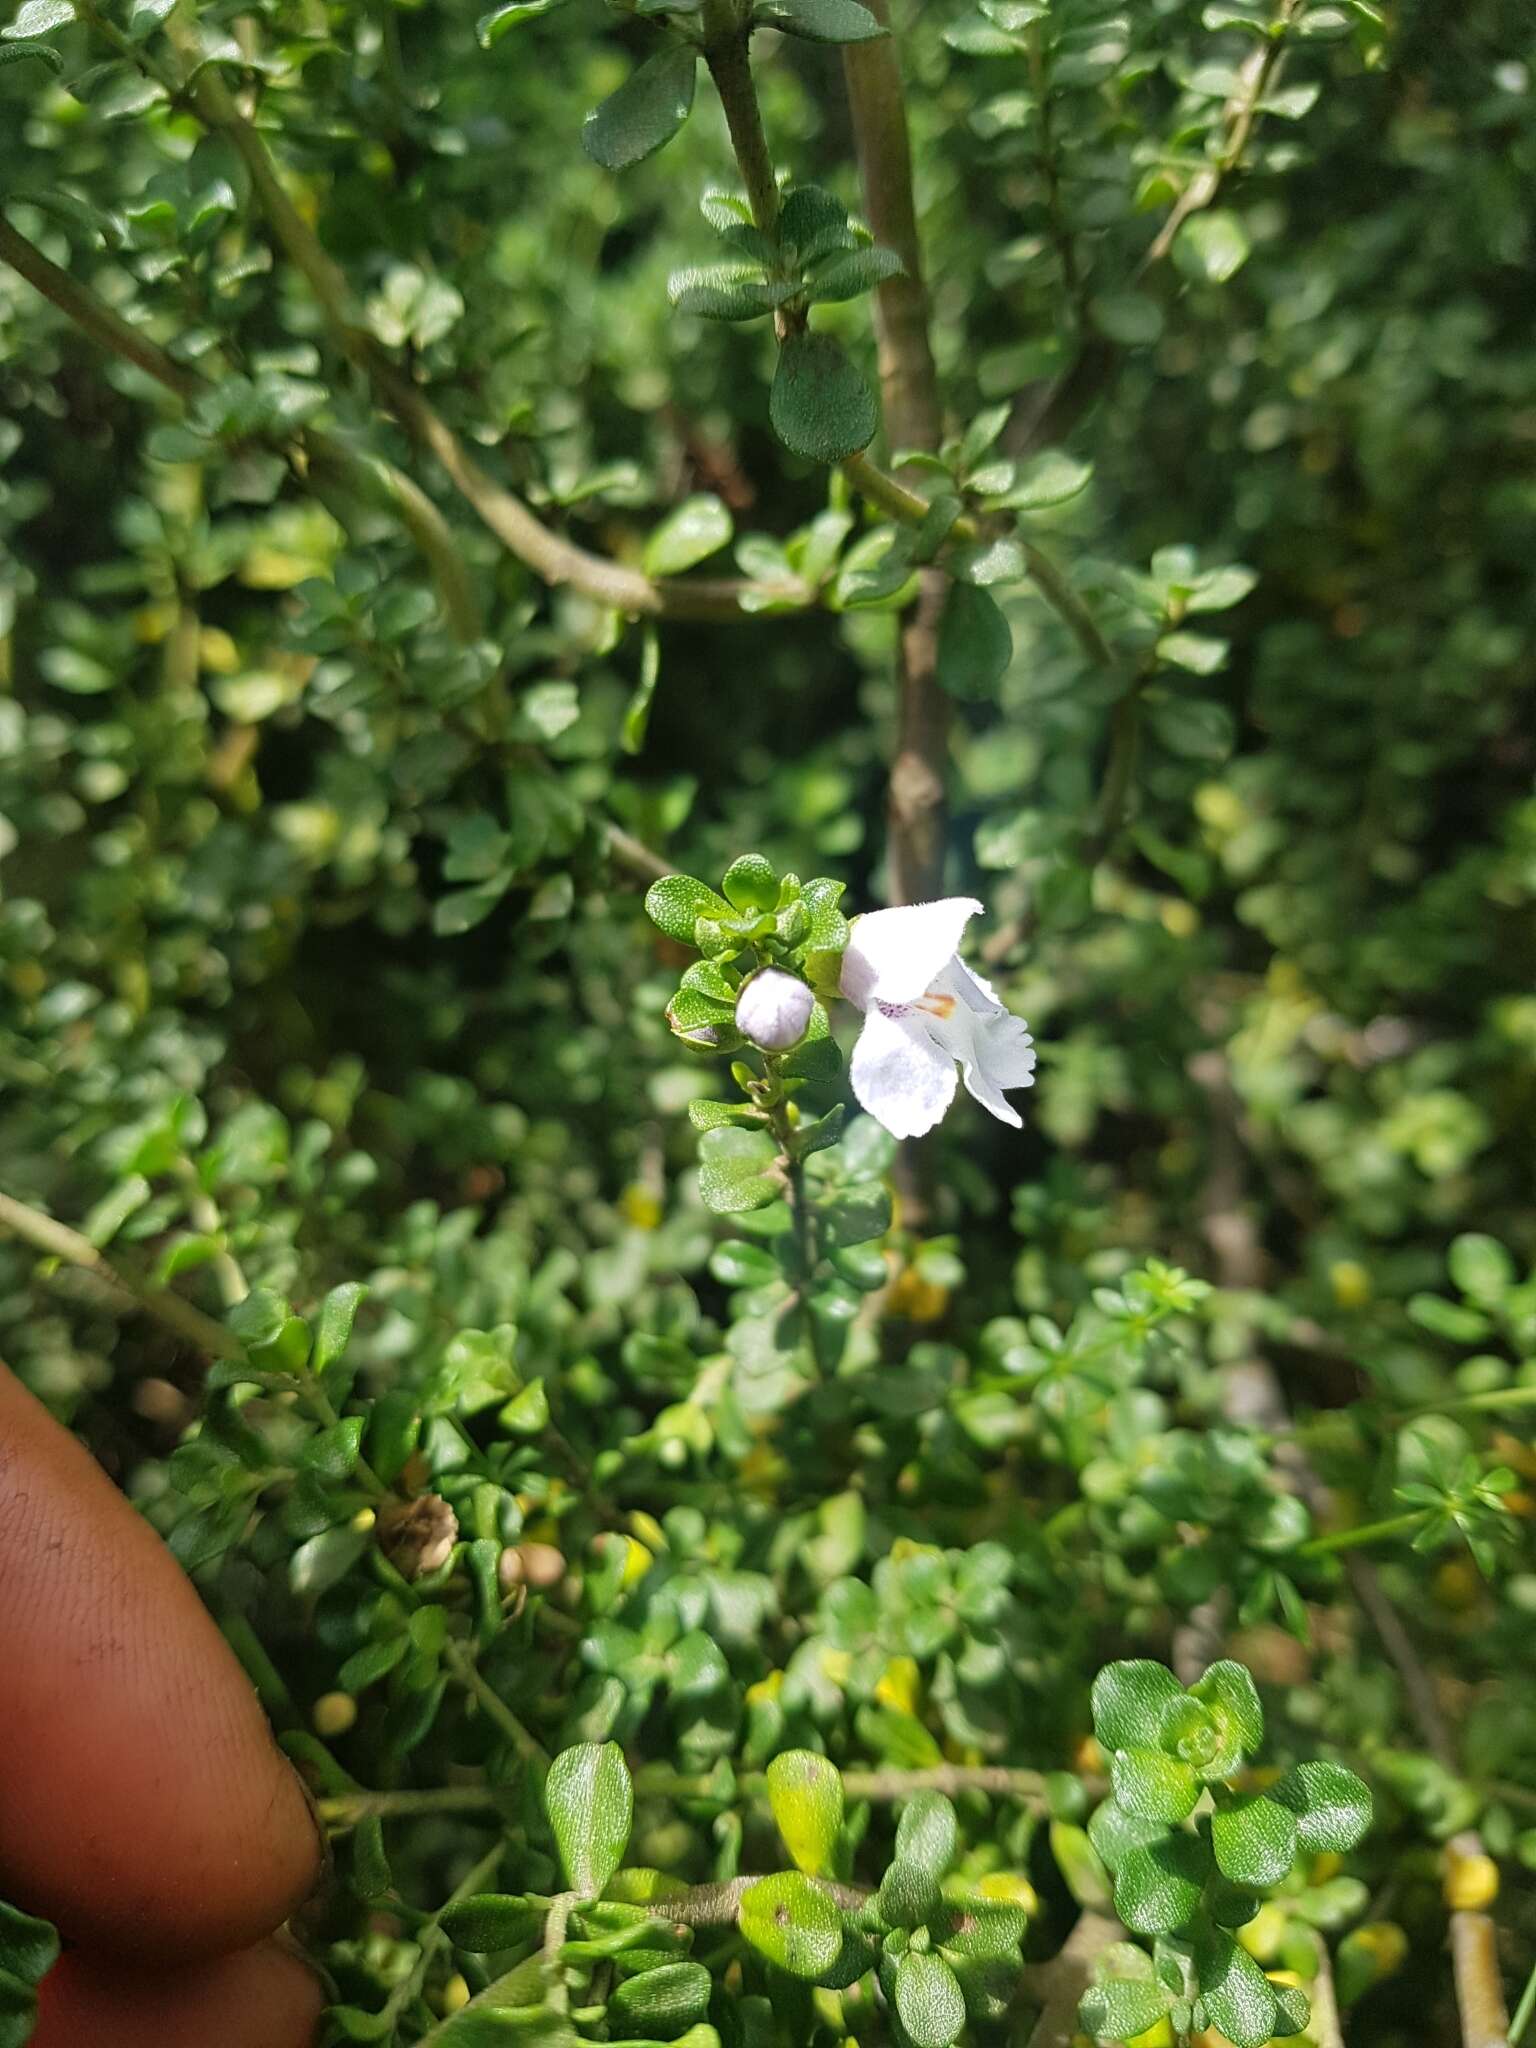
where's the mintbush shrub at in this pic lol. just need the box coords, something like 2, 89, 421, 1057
0, 0, 1532, 2041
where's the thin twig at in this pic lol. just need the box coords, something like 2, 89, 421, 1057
637, 1760, 1059, 1807
604, 822, 674, 883
1307, 1930, 1346, 2048
702, 2, 780, 235
0, 1186, 241, 1360
1024, 1911, 1124, 2048
1008, 0, 1306, 460
663, 1875, 869, 1925
318, 1786, 508, 1829
1139, 0, 1305, 272
444, 1640, 549, 1767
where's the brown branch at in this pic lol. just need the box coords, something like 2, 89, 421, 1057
1307, 1931, 1346, 2048
0, 212, 485, 640
843, 0, 948, 904
0, 213, 198, 401
138, 49, 807, 626
1450, 1883, 1512, 2048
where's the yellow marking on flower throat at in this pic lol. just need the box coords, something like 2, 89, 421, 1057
915, 992, 956, 1018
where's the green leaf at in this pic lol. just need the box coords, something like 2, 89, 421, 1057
666, 986, 740, 1049
722, 853, 779, 912
895, 1790, 958, 1879
0, 1900, 59, 1987
876, 1855, 941, 1929
1271, 1982, 1312, 2035
1194, 1925, 1280, 2048
434, 878, 510, 936
623, 624, 661, 755
820, 1182, 892, 1249
1157, 630, 1229, 675
300, 1416, 366, 1481
698, 1127, 781, 1214
1091, 1660, 1184, 1751
770, 332, 878, 464
934, 581, 1012, 700
477, 0, 567, 43
338, 1634, 409, 1693
690, 1098, 767, 1133
1174, 209, 1252, 283
1110, 1748, 1201, 1825
986, 450, 1093, 511
289, 1525, 370, 1598
668, 264, 791, 320
790, 1104, 846, 1160
803, 245, 904, 303
608, 1961, 713, 2033
1089, 290, 1164, 345
940, 1901, 1027, 1963
519, 681, 580, 744
353, 1814, 392, 1900
1190, 1660, 1264, 1764
754, 0, 885, 39
644, 873, 731, 943
893, 1952, 966, 2048
83, 1172, 151, 1247
1078, 1978, 1172, 2042
766, 1750, 845, 1876
1448, 1232, 1515, 1303
1113, 1832, 1210, 1935
1151, 695, 1234, 761
738, 1871, 843, 1979
546, 1741, 633, 1895
1273, 1761, 1372, 1853
1, 0, 74, 36
644, 495, 734, 577
1087, 1798, 1169, 1874
1210, 1794, 1298, 1888
314, 1280, 367, 1377
581, 46, 697, 171
0, 35, 59, 62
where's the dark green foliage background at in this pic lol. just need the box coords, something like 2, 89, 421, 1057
1, 0, 1533, 2041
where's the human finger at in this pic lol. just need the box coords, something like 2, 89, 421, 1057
0, 1362, 322, 1958
32, 1938, 324, 2048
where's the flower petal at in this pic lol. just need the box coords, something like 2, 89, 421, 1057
850, 1005, 957, 1139
839, 898, 983, 1011
928, 961, 1036, 1124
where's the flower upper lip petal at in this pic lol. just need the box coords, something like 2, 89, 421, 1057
839, 897, 983, 1011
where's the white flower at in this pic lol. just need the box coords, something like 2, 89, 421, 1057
839, 897, 1036, 1140
736, 967, 815, 1051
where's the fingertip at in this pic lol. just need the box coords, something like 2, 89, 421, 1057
0, 1365, 324, 1957
33, 1939, 324, 2048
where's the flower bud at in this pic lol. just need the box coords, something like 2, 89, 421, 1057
313, 1690, 358, 1738
376, 1493, 459, 1579
735, 968, 814, 1052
